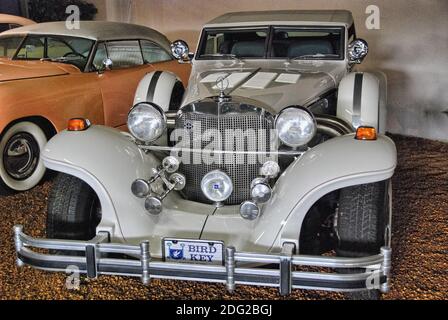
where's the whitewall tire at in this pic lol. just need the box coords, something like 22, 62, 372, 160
0, 121, 48, 193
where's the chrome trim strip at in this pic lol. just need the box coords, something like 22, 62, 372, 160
139, 145, 304, 157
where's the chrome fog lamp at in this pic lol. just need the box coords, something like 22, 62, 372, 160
131, 179, 151, 198
348, 39, 369, 63
260, 161, 280, 178
276, 107, 317, 147
201, 170, 233, 205
251, 182, 272, 204
145, 196, 163, 215
128, 102, 166, 143
162, 156, 180, 173
240, 201, 260, 220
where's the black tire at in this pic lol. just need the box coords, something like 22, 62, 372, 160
336, 181, 388, 300
47, 173, 101, 241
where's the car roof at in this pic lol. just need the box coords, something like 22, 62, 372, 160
1, 21, 172, 50
0, 14, 35, 26
205, 10, 354, 27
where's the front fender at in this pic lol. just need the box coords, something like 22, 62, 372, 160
42, 126, 157, 242
252, 134, 397, 252
42, 125, 212, 255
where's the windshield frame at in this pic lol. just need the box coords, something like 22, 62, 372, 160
196, 25, 346, 61
10, 34, 96, 71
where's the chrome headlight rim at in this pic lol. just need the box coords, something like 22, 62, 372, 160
127, 102, 167, 144
275, 106, 317, 148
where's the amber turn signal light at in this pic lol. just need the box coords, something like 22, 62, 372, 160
355, 126, 377, 141
67, 118, 91, 131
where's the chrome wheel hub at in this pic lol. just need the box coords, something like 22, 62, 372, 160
3, 133, 40, 180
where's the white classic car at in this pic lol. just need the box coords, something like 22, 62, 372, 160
14, 10, 396, 299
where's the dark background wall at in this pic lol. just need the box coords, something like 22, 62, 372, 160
0, 0, 23, 15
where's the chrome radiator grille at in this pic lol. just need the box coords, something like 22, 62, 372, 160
176, 111, 274, 205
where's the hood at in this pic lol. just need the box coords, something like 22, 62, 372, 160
0, 59, 77, 82
183, 59, 347, 113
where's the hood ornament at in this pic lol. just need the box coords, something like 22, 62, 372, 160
216, 76, 231, 102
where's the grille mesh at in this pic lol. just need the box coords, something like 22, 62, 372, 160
176, 111, 273, 205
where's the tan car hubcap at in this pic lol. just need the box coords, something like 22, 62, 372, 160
3, 132, 40, 181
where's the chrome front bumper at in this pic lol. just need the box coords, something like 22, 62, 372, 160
13, 225, 391, 296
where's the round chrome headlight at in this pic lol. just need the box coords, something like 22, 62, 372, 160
348, 39, 369, 62
128, 103, 166, 143
276, 107, 316, 147
201, 170, 233, 203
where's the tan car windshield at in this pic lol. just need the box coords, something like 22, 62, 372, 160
13, 35, 94, 70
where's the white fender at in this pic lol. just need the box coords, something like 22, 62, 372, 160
42, 126, 213, 256
250, 134, 397, 252
134, 71, 185, 111
337, 72, 387, 134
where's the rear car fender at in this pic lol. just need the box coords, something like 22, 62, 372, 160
252, 134, 397, 252
42, 126, 159, 242
134, 71, 185, 111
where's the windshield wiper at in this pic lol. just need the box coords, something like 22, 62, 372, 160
291, 54, 339, 60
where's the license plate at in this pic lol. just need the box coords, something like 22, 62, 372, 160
163, 238, 224, 265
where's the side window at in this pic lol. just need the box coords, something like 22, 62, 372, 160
140, 40, 172, 63
106, 40, 143, 69
0, 24, 9, 33
92, 42, 107, 70
16, 36, 44, 59
0, 36, 23, 58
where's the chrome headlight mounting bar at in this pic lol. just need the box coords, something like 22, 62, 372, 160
13, 225, 392, 296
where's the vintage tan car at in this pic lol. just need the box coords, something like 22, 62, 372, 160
0, 13, 35, 32
0, 21, 190, 193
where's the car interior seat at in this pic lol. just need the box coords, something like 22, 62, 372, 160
230, 41, 265, 57
287, 39, 334, 58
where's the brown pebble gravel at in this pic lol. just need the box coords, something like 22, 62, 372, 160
0, 134, 447, 300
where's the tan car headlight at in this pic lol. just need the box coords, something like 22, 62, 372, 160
128, 102, 166, 143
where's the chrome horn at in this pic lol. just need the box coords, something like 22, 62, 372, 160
131, 156, 186, 215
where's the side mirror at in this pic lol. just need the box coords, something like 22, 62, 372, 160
98, 58, 113, 73
348, 39, 369, 64
171, 40, 192, 63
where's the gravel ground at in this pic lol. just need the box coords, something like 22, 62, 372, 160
0, 134, 447, 300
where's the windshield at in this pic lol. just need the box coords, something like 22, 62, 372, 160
197, 26, 344, 60
10, 35, 94, 70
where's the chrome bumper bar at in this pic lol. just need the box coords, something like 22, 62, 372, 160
13, 225, 391, 295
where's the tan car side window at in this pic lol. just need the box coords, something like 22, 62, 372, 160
106, 40, 144, 69
140, 40, 172, 64
0, 36, 23, 58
